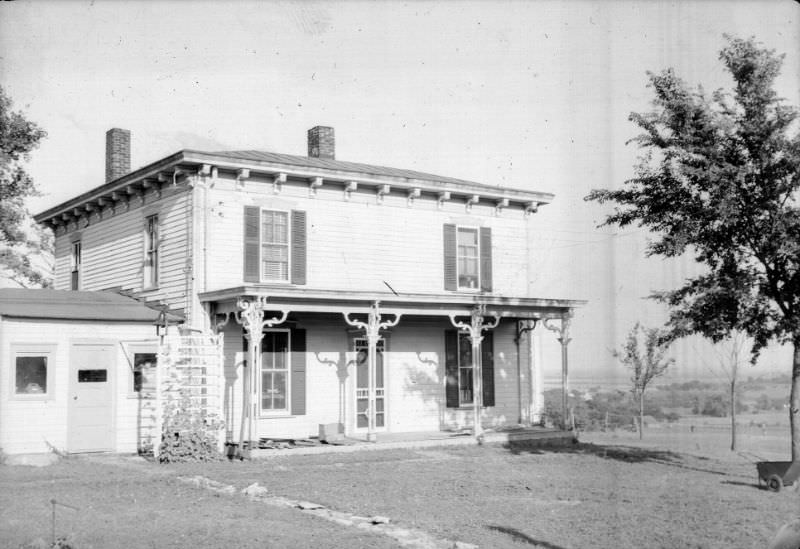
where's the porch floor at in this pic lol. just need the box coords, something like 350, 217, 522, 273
247, 426, 575, 458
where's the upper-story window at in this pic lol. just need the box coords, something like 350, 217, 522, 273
243, 206, 307, 285
261, 210, 289, 281
70, 241, 81, 290
443, 224, 492, 292
144, 215, 159, 288
457, 227, 479, 290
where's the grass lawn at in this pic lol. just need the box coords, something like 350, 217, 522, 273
0, 457, 397, 549
171, 439, 799, 549
4, 437, 799, 548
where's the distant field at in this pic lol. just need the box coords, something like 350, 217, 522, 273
583, 411, 792, 461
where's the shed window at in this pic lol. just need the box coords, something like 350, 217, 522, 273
16, 356, 48, 394
133, 353, 157, 394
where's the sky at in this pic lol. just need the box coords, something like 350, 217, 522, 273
1, 0, 799, 385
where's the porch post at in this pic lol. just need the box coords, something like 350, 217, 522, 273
544, 312, 573, 430
515, 320, 538, 425
449, 304, 500, 440
343, 301, 401, 442
529, 326, 545, 425
235, 297, 289, 458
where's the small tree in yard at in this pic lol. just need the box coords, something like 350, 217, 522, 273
586, 37, 800, 459
694, 331, 751, 450
0, 86, 53, 287
614, 323, 674, 439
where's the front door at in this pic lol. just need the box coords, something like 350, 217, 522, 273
68, 343, 114, 452
354, 338, 386, 432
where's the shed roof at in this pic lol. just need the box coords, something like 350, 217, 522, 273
0, 289, 183, 323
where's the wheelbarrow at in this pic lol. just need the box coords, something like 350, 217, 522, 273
756, 460, 800, 492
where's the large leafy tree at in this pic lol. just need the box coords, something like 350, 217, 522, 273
586, 37, 800, 459
0, 86, 52, 287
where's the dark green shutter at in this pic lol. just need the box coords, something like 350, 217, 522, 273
481, 331, 495, 407
443, 224, 457, 291
445, 330, 459, 408
291, 210, 307, 285
244, 206, 260, 282
480, 227, 492, 292
291, 328, 307, 415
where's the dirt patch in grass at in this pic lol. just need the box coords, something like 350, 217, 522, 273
173, 441, 800, 549
0, 456, 398, 549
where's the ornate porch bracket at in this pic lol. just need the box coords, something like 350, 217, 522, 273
342, 301, 402, 441
448, 304, 500, 440
234, 297, 290, 458
544, 311, 573, 431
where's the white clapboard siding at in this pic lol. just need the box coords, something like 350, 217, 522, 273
52, 187, 191, 314
204, 174, 530, 295
218, 316, 530, 440
0, 317, 156, 454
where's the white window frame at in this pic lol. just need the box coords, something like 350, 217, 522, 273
125, 343, 158, 398
456, 226, 480, 291
457, 332, 474, 407
259, 329, 291, 415
143, 214, 159, 289
10, 343, 57, 401
70, 240, 81, 290
259, 209, 291, 283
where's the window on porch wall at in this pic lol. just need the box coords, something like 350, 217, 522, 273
261, 331, 289, 412
457, 333, 474, 404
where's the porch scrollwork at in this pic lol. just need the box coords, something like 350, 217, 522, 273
234, 296, 290, 457
448, 304, 500, 440
342, 301, 401, 441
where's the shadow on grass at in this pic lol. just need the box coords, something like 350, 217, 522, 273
487, 525, 568, 549
503, 441, 731, 476
720, 479, 762, 490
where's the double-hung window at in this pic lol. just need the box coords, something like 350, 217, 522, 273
457, 227, 479, 290
443, 224, 492, 292
71, 241, 81, 290
261, 330, 290, 413
261, 210, 289, 281
243, 206, 307, 285
457, 332, 474, 405
144, 215, 159, 288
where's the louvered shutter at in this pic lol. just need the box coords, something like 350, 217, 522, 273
480, 227, 492, 292
290, 328, 307, 415
481, 331, 495, 407
443, 224, 457, 291
291, 210, 307, 285
243, 206, 260, 282
444, 330, 459, 408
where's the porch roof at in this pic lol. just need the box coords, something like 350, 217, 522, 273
199, 286, 585, 318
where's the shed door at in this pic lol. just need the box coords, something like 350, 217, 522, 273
68, 343, 114, 452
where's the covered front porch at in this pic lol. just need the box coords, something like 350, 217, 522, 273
201, 287, 583, 458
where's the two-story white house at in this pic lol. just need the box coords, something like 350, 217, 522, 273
33, 126, 582, 451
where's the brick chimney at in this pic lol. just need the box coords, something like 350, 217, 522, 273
307, 126, 335, 160
105, 128, 131, 182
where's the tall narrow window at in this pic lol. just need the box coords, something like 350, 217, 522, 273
261, 330, 290, 412
457, 332, 474, 405
144, 215, 159, 288
457, 227, 479, 289
70, 241, 81, 290
261, 210, 289, 281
